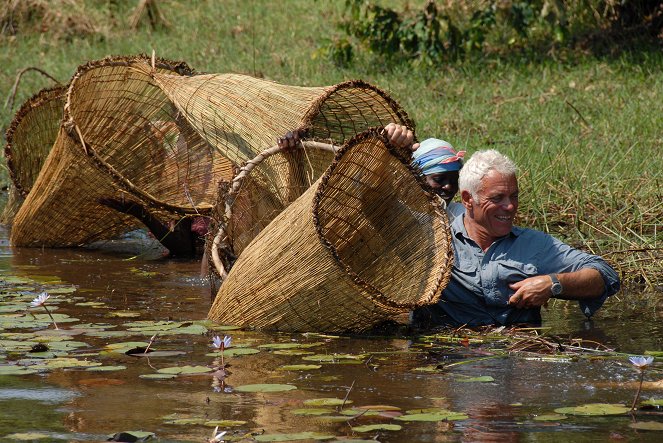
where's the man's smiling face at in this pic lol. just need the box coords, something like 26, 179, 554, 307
464, 170, 519, 244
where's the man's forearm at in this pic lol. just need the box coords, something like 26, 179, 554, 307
555, 268, 605, 299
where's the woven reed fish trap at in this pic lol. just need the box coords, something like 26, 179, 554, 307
165, 75, 416, 277
10, 55, 235, 247
2, 85, 66, 224
208, 129, 453, 332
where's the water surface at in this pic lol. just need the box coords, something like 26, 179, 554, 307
0, 225, 661, 442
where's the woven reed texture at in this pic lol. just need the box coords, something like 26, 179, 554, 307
5, 85, 66, 198
184, 76, 414, 275
10, 55, 234, 247
1, 86, 66, 224
208, 130, 453, 332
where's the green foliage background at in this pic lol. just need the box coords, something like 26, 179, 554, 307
0, 0, 661, 284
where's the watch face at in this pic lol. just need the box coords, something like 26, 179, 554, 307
552, 282, 563, 296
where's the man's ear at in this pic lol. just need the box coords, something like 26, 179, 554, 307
461, 190, 473, 210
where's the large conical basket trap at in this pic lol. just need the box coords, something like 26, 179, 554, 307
2, 85, 66, 224
208, 129, 453, 332
10, 55, 234, 247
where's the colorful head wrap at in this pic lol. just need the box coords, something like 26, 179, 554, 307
411, 138, 465, 175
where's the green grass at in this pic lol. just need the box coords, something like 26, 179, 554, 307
1, 0, 661, 285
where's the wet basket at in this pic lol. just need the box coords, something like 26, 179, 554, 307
208, 129, 453, 332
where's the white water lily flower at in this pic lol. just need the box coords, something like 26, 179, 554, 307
629, 355, 654, 369
30, 292, 50, 307
212, 335, 232, 350
209, 426, 227, 442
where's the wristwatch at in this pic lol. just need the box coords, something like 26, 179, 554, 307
549, 273, 563, 297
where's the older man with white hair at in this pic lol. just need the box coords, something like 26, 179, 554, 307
411, 148, 620, 327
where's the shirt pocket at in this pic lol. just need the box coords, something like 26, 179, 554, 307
485, 260, 539, 306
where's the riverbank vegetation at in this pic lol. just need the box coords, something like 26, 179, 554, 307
0, 0, 661, 287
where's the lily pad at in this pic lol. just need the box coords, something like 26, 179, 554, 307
0, 365, 41, 375
641, 398, 663, 407
107, 311, 141, 318
258, 342, 324, 350
277, 364, 322, 371
206, 347, 260, 357
234, 383, 297, 393
203, 419, 247, 427
351, 424, 402, 432
86, 365, 127, 372
457, 375, 495, 383
629, 421, 663, 431
304, 398, 351, 407
291, 408, 335, 416
104, 342, 150, 353
163, 417, 205, 425
254, 431, 335, 441
533, 413, 568, 421
23, 357, 102, 370
139, 373, 177, 380
156, 365, 213, 375
3, 432, 51, 440
554, 403, 630, 416
396, 411, 469, 421
301, 354, 367, 363
273, 350, 315, 356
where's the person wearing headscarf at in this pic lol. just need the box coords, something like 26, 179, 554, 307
385, 124, 465, 220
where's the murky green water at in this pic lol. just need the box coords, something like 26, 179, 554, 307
0, 225, 661, 442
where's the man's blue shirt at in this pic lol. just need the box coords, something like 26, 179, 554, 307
413, 212, 621, 327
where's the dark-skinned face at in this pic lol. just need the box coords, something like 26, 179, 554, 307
425, 170, 460, 205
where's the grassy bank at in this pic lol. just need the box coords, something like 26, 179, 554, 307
1, 0, 660, 286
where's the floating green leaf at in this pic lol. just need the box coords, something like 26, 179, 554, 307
258, 342, 324, 350
412, 365, 444, 373
254, 431, 335, 441
277, 364, 322, 371
86, 365, 127, 372
301, 353, 367, 363
107, 311, 141, 318
104, 341, 150, 353
3, 432, 51, 440
273, 350, 315, 356
641, 398, 663, 407
457, 375, 494, 383
205, 347, 260, 357
203, 419, 247, 427
351, 424, 402, 432
234, 383, 297, 393
0, 365, 41, 375
291, 408, 334, 416
156, 365, 213, 375
304, 398, 351, 407
396, 411, 468, 421
553, 403, 630, 416
533, 413, 568, 421
644, 350, 663, 357
629, 421, 663, 431
163, 417, 205, 425
139, 373, 177, 380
